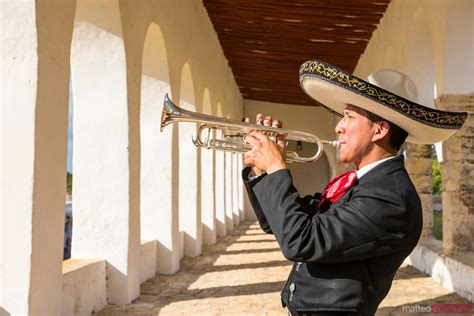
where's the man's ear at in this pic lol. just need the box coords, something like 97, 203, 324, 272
372, 121, 390, 142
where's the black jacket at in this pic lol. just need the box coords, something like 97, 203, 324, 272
243, 156, 422, 315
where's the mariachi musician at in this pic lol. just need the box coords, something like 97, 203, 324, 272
242, 60, 467, 316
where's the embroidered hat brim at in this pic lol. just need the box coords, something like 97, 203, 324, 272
299, 60, 468, 144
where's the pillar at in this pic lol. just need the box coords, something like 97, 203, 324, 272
70, 0, 140, 303
201, 147, 217, 245
177, 65, 201, 258
138, 22, 179, 274
1, 0, 75, 314
225, 152, 234, 232
215, 145, 227, 236
406, 143, 433, 240
232, 153, 240, 225
437, 94, 474, 253
237, 154, 246, 221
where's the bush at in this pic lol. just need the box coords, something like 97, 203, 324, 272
433, 210, 443, 240
432, 159, 441, 195
66, 172, 72, 196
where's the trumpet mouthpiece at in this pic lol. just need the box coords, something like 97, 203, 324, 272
322, 140, 339, 147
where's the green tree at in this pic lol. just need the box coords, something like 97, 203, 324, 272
432, 159, 441, 195
66, 172, 73, 196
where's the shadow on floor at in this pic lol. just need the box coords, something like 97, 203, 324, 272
377, 293, 472, 315
97, 221, 290, 315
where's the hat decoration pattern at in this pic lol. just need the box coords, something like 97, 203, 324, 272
299, 60, 467, 129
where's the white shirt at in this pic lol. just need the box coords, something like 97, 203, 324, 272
356, 156, 397, 179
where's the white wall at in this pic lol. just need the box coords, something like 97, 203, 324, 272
1, 0, 76, 314
1, 0, 244, 314
355, 0, 474, 99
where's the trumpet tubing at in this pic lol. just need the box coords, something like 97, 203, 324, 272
160, 94, 338, 163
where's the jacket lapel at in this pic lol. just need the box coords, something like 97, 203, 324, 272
323, 156, 406, 212
356, 155, 405, 185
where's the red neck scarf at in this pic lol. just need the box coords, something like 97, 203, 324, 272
318, 170, 358, 207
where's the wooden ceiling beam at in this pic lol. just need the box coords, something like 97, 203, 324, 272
202, 0, 390, 105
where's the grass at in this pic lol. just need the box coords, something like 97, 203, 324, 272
433, 211, 443, 240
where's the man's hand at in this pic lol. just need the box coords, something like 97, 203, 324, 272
243, 114, 287, 174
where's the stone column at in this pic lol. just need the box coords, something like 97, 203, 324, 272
237, 155, 246, 221
201, 145, 217, 245
232, 153, 241, 226
406, 144, 434, 240
1, 1, 75, 314
225, 152, 235, 233
215, 144, 227, 236
437, 94, 474, 253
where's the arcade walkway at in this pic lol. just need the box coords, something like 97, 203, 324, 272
97, 222, 471, 316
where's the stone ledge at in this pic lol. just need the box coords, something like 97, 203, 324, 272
404, 239, 474, 302
62, 259, 107, 316
140, 239, 157, 284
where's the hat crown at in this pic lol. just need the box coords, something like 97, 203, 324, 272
367, 69, 418, 103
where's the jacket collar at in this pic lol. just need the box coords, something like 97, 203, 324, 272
356, 155, 405, 185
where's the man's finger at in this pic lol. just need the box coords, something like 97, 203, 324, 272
263, 115, 272, 126
244, 133, 260, 146
248, 130, 268, 142
276, 134, 286, 148
272, 120, 283, 128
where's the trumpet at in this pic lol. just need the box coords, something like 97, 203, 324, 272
160, 94, 338, 163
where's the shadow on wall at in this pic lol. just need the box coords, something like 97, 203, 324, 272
64, 202, 73, 260
155, 240, 180, 275
287, 143, 330, 196
0, 307, 11, 316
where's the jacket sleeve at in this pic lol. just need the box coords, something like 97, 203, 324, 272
242, 167, 321, 234
252, 168, 419, 263
242, 167, 273, 234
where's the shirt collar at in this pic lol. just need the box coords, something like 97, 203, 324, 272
356, 156, 397, 179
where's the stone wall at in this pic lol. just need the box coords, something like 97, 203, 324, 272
406, 144, 433, 240
437, 94, 474, 253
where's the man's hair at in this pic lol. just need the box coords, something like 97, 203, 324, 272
365, 111, 408, 152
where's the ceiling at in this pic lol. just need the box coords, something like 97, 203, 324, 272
203, 0, 391, 106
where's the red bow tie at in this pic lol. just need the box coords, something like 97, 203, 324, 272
318, 170, 358, 207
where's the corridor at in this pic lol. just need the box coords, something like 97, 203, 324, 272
97, 222, 471, 316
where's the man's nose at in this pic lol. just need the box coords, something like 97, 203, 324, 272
335, 120, 343, 134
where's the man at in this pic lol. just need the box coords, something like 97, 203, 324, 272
242, 60, 467, 315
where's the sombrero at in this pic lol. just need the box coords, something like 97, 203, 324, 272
299, 60, 467, 144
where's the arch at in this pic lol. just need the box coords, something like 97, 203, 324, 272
140, 23, 179, 274
200, 89, 217, 245
178, 63, 201, 257
1, 1, 76, 313
70, 0, 139, 303
214, 102, 227, 236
